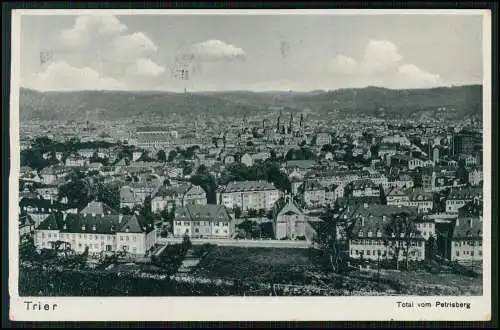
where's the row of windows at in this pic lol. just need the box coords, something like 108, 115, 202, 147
41, 232, 139, 242
175, 221, 229, 226
352, 239, 424, 247
447, 200, 467, 204
456, 250, 482, 257
454, 241, 482, 247
352, 249, 421, 257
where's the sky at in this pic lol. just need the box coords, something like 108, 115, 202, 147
19, 12, 485, 92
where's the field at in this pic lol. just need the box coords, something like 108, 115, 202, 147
192, 247, 320, 284
18, 245, 483, 296
191, 246, 483, 295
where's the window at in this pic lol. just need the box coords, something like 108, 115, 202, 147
95, 235, 98, 240
355, 250, 359, 255
367, 250, 371, 256
126, 236, 130, 241
133, 236, 136, 241
120, 236, 123, 241
479, 250, 482, 256
79, 234, 82, 239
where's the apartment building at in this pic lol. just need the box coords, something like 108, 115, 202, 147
151, 184, 207, 213
34, 212, 156, 256
173, 204, 234, 239
217, 180, 281, 212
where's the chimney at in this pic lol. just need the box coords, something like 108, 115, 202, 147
363, 203, 368, 208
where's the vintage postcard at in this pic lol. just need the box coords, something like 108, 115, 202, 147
8, 9, 492, 321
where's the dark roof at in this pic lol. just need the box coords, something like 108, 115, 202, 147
458, 200, 483, 217
37, 213, 155, 234
345, 205, 423, 240
448, 187, 483, 200
175, 204, 231, 222
453, 217, 482, 240
155, 184, 191, 198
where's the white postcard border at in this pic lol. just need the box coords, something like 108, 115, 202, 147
8, 9, 492, 322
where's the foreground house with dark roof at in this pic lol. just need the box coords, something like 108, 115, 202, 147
336, 204, 425, 262
450, 200, 483, 263
34, 212, 156, 257
173, 204, 234, 239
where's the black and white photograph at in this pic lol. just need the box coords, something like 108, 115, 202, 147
8, 9, 492, 321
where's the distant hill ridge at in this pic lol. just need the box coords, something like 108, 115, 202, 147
19, 85, 482, 120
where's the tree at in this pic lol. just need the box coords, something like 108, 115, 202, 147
190, 172, 217, 204
121, 206, 132, 215
167, 150, 178, 162
383, 212, 420, 271
157, 150, 167, 162
258, 209, 266, 218
248, 208, 258, 218
97, 182, 120, 210
142, 195, 152, 217
234, 206, 242, 219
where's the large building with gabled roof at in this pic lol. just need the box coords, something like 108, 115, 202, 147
173, 204, 234, 239
34, 212, 156, 256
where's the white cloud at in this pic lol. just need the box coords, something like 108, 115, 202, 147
328, 39, 442, 89
59, 15, 127, 49
184, 39, 246, 61
126, 58, 165, 77
359, 40, 403, 74
393, 64, 442, 88
33, 61, 124, 91
329, 55, 357, 74
109, 32, 158, 61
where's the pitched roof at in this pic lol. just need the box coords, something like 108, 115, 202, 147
175, 204, 231, 222
277, 198, 303, 217
119, 214, 155, 234
37, 213, 154, 235
79, 201, 119, 215
154, 184, 191, 198
453, 217, 482, 239
221, 180, 277, 193
448, 187, 483, 200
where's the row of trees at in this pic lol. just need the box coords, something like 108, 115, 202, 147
218, 161, 291, 193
